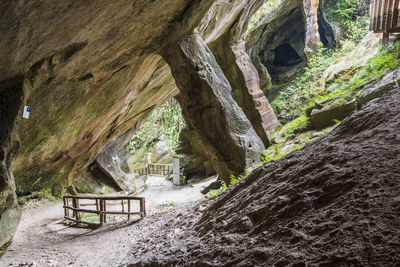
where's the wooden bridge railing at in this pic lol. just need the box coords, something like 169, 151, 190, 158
370, 0, 400, 44
147, 163, 172, 177
132, 163, 172, 177
63, 195, 146, 226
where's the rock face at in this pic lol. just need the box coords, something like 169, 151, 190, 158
163, 34, 265, 183
246, 0, 335, 85
176, 127, 216, 179
125, 87, 400, 266
211, 39, 280, 147
309, 67, 400, 130
310, 95, 357, 129
1, 0, 280, 252
357, 68, 400, 106
0, 0, 278, 196
0, 77, 22, 256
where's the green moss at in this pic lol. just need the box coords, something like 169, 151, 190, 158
272, 42, 400, 124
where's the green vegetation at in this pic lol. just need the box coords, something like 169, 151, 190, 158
128, 99, 185, 155
81, 214, 100, 223
208, 174, 246, 199
323, 0, 369, 44
247, 0, 285, 34
272, 43, 400, 124
18, 188, 58, 205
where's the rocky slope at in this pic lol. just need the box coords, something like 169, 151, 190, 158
124, 88, 400, 266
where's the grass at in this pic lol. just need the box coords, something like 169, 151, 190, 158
271, 42, 400, 124
81, 214, 100, 223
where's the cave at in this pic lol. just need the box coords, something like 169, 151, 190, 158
272, 43, 303, 67
0, 0, 399, 266
254, 7, 307, 83
317, 7, 336, 48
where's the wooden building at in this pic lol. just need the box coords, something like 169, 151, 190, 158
370, 0, 400, 44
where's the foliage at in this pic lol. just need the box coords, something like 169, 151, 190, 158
128, 99, 185, 155
272, 49, 335, 124
247, 0, 284, 34
18, 188, 58, 205
272, 41, 400, 124
262, 141, 307, 163
323, 0, 369, 44
208, 173, 247, 199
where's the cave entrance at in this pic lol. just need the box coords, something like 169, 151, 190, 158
273, 43, 302, 67
255, 7, 307, 83
317, 7, 335, 48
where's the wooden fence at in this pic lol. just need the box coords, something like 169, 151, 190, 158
370, 0, 400, 44
63, 195, 146, 226
132, 163, 172, 177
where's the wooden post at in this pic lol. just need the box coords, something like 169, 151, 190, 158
127, 199, 131, 221
121, 200, 124, 212
66, 198, 70, 217
104, 199, 107, 223
72, 198, 76, 219
63, 197, 67, 217
383, 31, 390, 45
96, 199, 99, 211
99, 198, 104, 225
76, 199, 81, 221
140, 198, 146, 218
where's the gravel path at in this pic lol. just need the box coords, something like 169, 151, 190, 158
0, 176, 216, 266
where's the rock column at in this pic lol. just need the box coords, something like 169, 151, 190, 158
211, 38, 280, 146
303, 0, 321, 58
163, 34, 265, 183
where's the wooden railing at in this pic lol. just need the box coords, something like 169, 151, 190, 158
370, 0, 400, 44
133, 167, 148, 175
63, 195, 146, 226
132, 163, 172, 177
147, 163, 172, 177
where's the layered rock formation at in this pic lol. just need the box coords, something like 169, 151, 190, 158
125, 85, 400, 267
1, 0, 282, 251
163, 34, 265, 183
0, 77, 23, 255
246, 0, 335, 85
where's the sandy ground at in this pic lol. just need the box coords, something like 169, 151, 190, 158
0, 176, 215, 267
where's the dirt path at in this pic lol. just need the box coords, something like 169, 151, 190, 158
0, 176, 215, 267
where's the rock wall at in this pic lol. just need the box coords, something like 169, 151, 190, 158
2, 0, 214, 196
246, 0, 336, 86
163, 34, 265, 183
0, 77, 23, 256
1, 0, 280, 251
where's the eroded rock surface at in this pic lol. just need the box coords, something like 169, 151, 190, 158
125, 88, 400, 266
163, 34, 265, 183
0, 77, 23, 255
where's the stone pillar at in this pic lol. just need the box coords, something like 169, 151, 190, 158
211, 38, 280, 146
303, 0, 321, 58
172, 156, 185, 185
162, 34, 265, 184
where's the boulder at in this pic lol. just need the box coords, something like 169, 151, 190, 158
357, 68, 400, 107
310, 95, 357, 130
